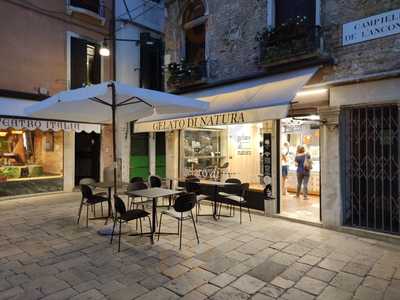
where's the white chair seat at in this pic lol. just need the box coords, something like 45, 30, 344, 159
224, 195, 245, 202
218, 192, 231, 197
163, 209, 191, 219
197, 194, 209, 201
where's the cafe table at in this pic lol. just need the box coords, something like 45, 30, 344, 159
126, 187, 182, 243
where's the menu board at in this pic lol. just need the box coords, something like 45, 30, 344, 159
263, 133, 272, 177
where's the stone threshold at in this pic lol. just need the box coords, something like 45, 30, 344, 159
338, 226, 400, 246
0, 191, 75, 201
271, 214, 323, 228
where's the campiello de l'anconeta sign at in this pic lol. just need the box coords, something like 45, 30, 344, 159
152, 111, 245, 131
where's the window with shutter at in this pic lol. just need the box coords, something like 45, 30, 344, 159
275, 0, 316, 25
70, 0, 100, 15
70, 37, 101, 89
140, 33, 163, 91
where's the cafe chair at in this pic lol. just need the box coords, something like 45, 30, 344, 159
127, 181, 148, 210
111, 196, 151, 252
79, 178, 107, 217
77, 184, 111, 227
149, 175, 162, 188
130, 177, 144, 183
185, 179, 210, 222
218, 183, 251, 224
157, 193, 199, 250
218, 178, 241, 216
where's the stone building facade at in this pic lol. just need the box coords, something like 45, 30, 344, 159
155, 0, 400, 236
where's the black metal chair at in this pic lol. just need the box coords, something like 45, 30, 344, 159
218, 183, 251, 224
111, 196, 151, 252
77, 184, 111, 227
149, 175, 162, 188
185, 179, 210, 222
217, 178, 241, 216
157, 193, 199, 250
79, 178, 107, 217
130, 177, 144, 183
127, 181, 148, 210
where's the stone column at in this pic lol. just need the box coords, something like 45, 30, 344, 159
149, 132, 156, 175
319, 106, 341, 229
166, 130, 179, 182
63, 131, 75, 192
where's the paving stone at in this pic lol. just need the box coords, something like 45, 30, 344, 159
70, 289, 106, 300
0, 279, 11, 292
283, 244, 310, 257
270, 253, 298, 266
270, 242, 290, 250
251, 293, 274, 300
354, 285, 384, 300
318, 258, 346, 272
307, 267, 336, 282
384, 286, 400, 300
0, 286, 24, 299
209, 273, 237, 288
181, 290, 208, 300
280, 288, 315, 300
202, 256, 239, 274
259, 284, 285, 298
231, 274, 265, 294
40, 288, 78, 300
363, 276, 389, 291
330, 272, 363, 292
316, 286, 352, 300
294, 276, 327, 295
22, 276, 69, 295
164, 268, 215, 296
270, 276, 294, 289
136, 287, 180, 300
341, 262, 370, 277
163, 264, 190, 279
226, 263, 253, 277
369, 264, 396, 280
73, 280, 102, 293
196, 283, 220, 296
109, 284, 148, 300
209, 286, 250, 300
248, 260, 287, 283
297, 255, 322, 266
140, 273, 170, 290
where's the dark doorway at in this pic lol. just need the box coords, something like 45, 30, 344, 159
140, 33, 163, 91
155, 132, 166, 178
75, 132, 101, 185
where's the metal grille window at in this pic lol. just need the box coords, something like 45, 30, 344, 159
341, 105, 400, 234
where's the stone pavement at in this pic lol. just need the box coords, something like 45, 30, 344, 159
0, 193, 400, 300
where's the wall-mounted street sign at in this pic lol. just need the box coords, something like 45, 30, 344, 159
343, 8, 400, 46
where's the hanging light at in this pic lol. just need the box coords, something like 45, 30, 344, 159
99, 41, 110, 57
0, 131, 7, 137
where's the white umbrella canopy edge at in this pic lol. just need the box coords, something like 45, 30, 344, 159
24, 81, 209, 195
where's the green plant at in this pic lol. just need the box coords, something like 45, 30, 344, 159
0, 167, 20, 179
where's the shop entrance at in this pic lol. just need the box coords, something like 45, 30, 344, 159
75, 132, 100, 185
279, 117, 321, 222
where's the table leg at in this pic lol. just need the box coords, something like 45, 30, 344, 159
151, 197, 156, 244
213, 185, 218, 220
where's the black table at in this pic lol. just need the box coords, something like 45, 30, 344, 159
126, 187, 182, 242
197, 180, 237, 220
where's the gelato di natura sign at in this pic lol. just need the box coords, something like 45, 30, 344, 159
343, 8, 400, 46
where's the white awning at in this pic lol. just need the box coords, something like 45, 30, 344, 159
135, 66, 319, 132
0, 97, 101, 133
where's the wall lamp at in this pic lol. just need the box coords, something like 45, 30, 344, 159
99, 38, 155, 57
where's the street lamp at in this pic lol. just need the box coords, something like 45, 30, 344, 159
99, 38, 155, 57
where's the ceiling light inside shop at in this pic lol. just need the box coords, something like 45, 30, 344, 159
296, 88, 328, 97
11, 130, 23, 135
0, 132, 7, 137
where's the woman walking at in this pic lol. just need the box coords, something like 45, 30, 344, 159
295, 145, 312, 200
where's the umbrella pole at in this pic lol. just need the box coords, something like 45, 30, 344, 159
111, 82, 118, 198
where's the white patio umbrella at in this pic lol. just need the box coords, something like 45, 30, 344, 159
25, 81, 208, 195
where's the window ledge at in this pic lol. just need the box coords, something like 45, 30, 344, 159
66, 5, 106, 25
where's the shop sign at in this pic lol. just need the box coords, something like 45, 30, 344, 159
0, 117, 101, 133
343, 8, 400, 46
150, 111, 245, 131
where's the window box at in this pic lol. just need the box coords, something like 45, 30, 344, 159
66, 0, 106, 25
257, 17, 324, 68
167, 61, 207, 90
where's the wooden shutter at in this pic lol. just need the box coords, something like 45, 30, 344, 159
70, 37, 87, 89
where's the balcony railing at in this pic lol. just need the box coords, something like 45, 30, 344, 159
166, 61, 207, 90
257, 21, 323, 67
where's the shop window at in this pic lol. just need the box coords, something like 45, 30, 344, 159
140, 33, 163, 91
70, 37, 101, 89
0, 129, 63, 182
